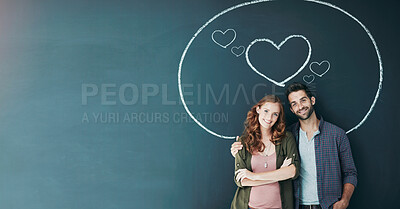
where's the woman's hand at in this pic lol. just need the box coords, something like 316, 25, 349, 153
281, 157, 292, 168
235, 169, 256, 182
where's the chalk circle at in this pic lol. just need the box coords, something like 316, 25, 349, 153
178, 0, 383, 139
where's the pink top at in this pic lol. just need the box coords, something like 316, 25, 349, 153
248, 152, 282, 209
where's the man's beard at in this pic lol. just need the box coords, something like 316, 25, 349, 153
296, 105, 315, 120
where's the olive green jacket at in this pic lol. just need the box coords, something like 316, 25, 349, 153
230, 132, 300, 209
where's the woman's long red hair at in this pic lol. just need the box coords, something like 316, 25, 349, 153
241, 95, 286, 154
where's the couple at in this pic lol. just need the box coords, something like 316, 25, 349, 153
230, 83, 357, 209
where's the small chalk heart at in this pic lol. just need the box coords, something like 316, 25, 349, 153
303, 74, 315, 84
231, 46, 245, 57
211, 29, 237, 49
309, 60, 330, 77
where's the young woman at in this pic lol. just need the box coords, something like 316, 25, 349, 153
231, 95, 300, 209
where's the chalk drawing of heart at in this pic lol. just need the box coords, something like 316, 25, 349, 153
303, 74, 315, 84
309, 60, 330, 77
211, 29, 236, 49
231, 46, 245, 57
245, 35, 312, 87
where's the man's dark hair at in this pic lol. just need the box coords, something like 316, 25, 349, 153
285, 82, 314, 99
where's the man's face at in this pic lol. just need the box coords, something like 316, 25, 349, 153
288, 90, 315, 120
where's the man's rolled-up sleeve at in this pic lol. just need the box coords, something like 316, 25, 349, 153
339, 132, 358, 187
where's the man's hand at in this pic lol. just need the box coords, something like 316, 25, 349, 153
231, 136, 243, 157
332, 199, 349, 209
281, 157, 292, 167
333, 183, 354, 209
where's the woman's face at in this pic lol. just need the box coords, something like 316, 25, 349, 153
256, 102, 281, 130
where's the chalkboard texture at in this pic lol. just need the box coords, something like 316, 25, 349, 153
0, 0, 398, 208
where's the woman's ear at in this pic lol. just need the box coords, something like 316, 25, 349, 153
256, 106, 260, 114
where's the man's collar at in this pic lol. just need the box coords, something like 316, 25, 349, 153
317, 115, 325, 132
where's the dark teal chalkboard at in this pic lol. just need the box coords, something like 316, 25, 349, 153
0, 0, 398, 208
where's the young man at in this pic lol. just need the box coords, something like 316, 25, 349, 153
231, 83, 357, 209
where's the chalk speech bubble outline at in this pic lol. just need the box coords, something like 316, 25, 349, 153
245, 35, 312, 87
178, 0, 383, 139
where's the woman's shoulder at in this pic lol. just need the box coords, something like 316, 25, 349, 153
280, 131, 295, 144
284, 131, 294, 139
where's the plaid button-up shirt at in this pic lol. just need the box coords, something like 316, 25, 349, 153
288, 117, 358, 209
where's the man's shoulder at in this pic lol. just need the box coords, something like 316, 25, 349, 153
321, 120, 347, 136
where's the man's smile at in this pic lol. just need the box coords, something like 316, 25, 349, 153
297, 108, 308, 115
